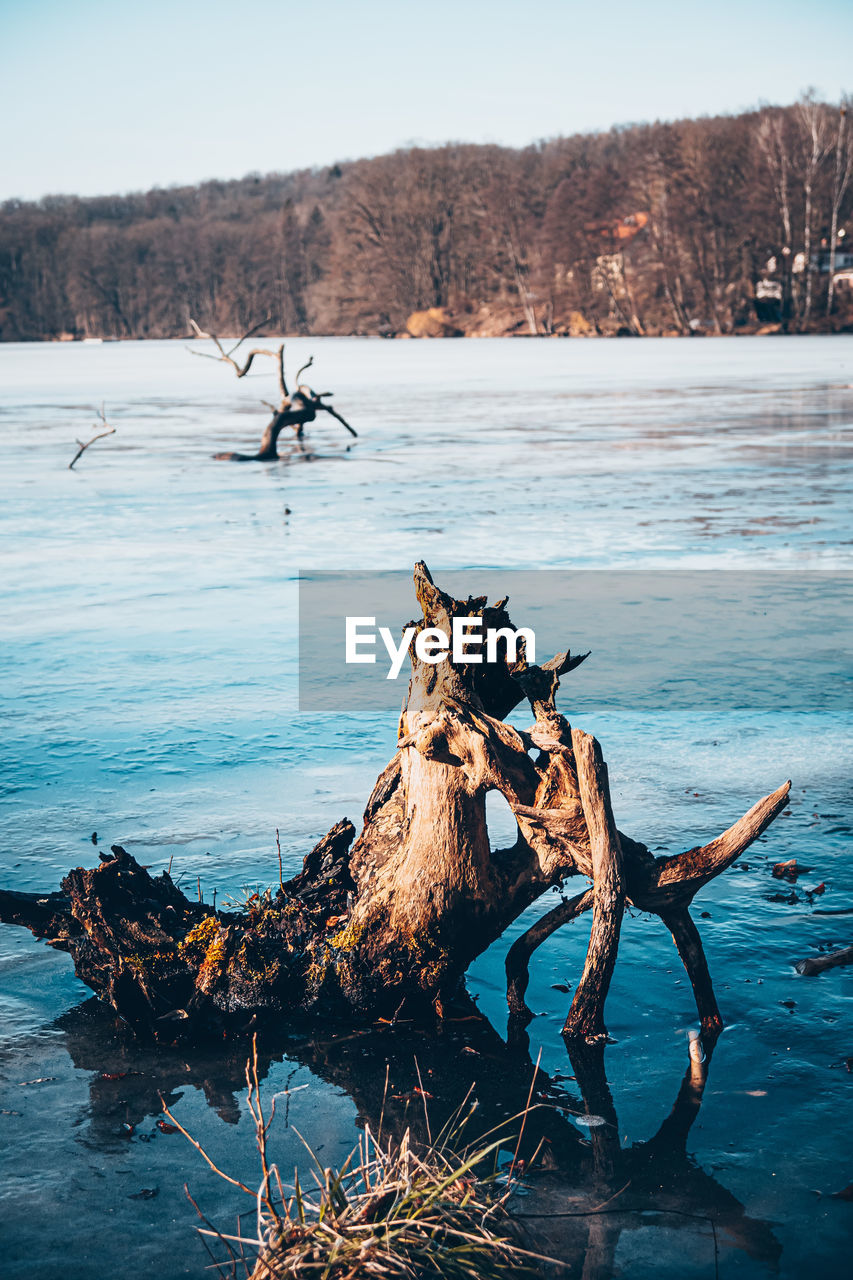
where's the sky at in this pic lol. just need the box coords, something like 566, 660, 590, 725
1, 0, 851, 202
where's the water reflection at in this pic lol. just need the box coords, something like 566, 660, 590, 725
55, 997, 780, 1276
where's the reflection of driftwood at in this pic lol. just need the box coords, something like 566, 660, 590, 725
55, 998, 781, 1276
68, 403, 116, 469
0, 564, 790, 1044
795, 945, 853, 975
189, 318, 356, 461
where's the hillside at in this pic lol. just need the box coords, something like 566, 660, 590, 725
1, 96, 851, 341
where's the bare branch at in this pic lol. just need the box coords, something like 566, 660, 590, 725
160, 1094, 255, 1196
658, 908, 722, 1036
317, 401, 358, 437
191, 318, 358, 453
188, 317, 286, 393
225, 317, 272, 358
68, 403, 116, 470
646, 780, 791, 906
506, 888, 593, 1019
277, 344, 288, 400
563, 730, 626, 1041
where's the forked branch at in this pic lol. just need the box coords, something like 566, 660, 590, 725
646, 780, 792, 907
188, 317, 287, 401
315, 399, 358, 437
68, 403, 116, 470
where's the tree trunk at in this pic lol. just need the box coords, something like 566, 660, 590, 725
0, 564, 790, 1042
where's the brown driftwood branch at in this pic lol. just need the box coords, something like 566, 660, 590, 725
659, 908, 723, 1036
645, 781, 792, 907
795, 945, 853, 975
294, 355, 314, 385
68, 404, 116, 469
0, 564, 789, 1042
563, 730, 625, 1041
506, 888, 593, 1019
188, 317, 284, 389
315, 399, 358, 438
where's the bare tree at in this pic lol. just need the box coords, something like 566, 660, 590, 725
2, 99, 851, 343
755, 109, 796, 327
636, 146, 692, 335
827, 101, 853, 314
188, 318, 356, 460
795, 95, 833, 326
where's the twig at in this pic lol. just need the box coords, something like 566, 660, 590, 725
377, 1063, 390, 1146
509, 1046, 542, 1181
413, 1057, 432, 1145
316, 400, 358, 437
224, 318, 271, 358
188, 318, 286, 398
275, 829, 284, 894
159, 1095, 255, 1196
68, 403, 116, 469
185, 1183, 241, 1277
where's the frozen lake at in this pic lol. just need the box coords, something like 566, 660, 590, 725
0, 335, 851, 1278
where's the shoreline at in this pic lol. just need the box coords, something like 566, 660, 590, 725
12, 323, 853, 344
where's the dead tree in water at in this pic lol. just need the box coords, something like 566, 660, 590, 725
0, 564, 790, 1042
189, 318, 356, 460
68, 404, 116, 469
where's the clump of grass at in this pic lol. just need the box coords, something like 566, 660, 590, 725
163, 1041, 548, 1280
222, 885, 275, 913
249, 1125, 539, 1280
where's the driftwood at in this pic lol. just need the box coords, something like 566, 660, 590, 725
68, 403, 116, 469
0, 564, 790, 1043
188, 318, 356, 460
795, 945, 853, 975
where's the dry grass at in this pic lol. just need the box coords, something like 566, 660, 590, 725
163, 1040, 550, 1280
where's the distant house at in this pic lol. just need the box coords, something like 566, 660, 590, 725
832, 269, 853, 291
811, 247, 853, 273
754, 279, 783, 323
584, 211, 649, 245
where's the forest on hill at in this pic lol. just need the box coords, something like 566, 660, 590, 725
1, 95, 851, 342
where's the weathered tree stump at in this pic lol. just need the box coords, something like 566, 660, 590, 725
0, 564, 790, 1042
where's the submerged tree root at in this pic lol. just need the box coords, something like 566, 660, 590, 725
0, 563, 790, 1042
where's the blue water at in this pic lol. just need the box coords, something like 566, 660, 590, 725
0, 336, 851, 1277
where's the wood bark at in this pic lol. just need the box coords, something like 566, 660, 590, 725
0, 564, 790, 1042
562, 731, 624, 1041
